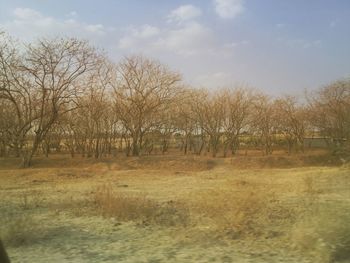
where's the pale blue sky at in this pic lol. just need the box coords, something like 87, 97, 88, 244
0, 0, 349, 95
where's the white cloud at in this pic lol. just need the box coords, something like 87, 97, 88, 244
214, 0, 244, 19
194, 71, 234, 88
136, 25, 160, 38
167, 5, 202, 24
1, 7, 110, 43
117, 2, 242, 58
13, 7, 42, 20
2, 6, 239, 89
118, 24, 160, 49
118, 21, 218, 57
12, 7, 55, 27
156, 22, 214, 56
85, 24, 105, 33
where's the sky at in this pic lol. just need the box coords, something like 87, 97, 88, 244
0, 0, 349, 96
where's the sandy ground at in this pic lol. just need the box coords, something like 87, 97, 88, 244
0, 156, 349, 263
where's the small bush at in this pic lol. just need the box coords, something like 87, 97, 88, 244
92, 185, 190, 227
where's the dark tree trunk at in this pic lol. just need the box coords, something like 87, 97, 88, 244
132, 139, 139, 156
20, 135, 41, 168
94, 138, 100, 159
0, 239, 10, 263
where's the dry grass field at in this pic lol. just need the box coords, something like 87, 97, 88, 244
0, 153, 349, 263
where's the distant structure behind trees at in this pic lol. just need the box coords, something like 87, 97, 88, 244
1, 32, 349, 167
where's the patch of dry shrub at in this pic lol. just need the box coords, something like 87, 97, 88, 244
18, 190, 45, 210
290, 174, 350, 262
291, 204, 350, 263
92, 185, 190, 227
192, 183, 296, 238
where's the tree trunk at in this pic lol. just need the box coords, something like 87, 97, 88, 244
94, 138, 100, 159
0, 239, 10, 263
223, 141, 228, 158
162, 139, 168, 154
20, 135, 41, 168
198, 140, 205, 155
211, 137, 219, 157
132, 135, 139, 156
21, 149, 35, 168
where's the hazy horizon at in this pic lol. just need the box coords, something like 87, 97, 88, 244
0, 0, 349, 96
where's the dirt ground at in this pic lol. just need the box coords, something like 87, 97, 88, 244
0, 154, 349, 263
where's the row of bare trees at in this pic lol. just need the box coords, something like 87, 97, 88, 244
1, 33, 349, 166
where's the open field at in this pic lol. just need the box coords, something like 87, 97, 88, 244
0, 154, 350, 263
1, 1, 350, 262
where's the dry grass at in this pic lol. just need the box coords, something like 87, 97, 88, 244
0, 213, 41, 247
0, 154, 349, 262
92, 184, 190, 227
290, 174, 350, 263
18, 190, 45, 210
0, 148, 337, 171
291, 204, 350, 263
191, 181, 296, 238
227, 150, 343, 169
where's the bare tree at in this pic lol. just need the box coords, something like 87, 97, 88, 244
221, 87, 254, 156
173, 89, 197, 155
113, 56, 182, 156
3, 31, 350, 165
0, 34, 97, 167
0, 99, 17, 156
251, 94, 276, 155
0, 33, 31, 158
192, 89, 225, 157
156, 105, 178, 154
75, 59, 115, 158
274, 96, 306, 154
41, 122, 64, 157
308, 79, 350, 147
